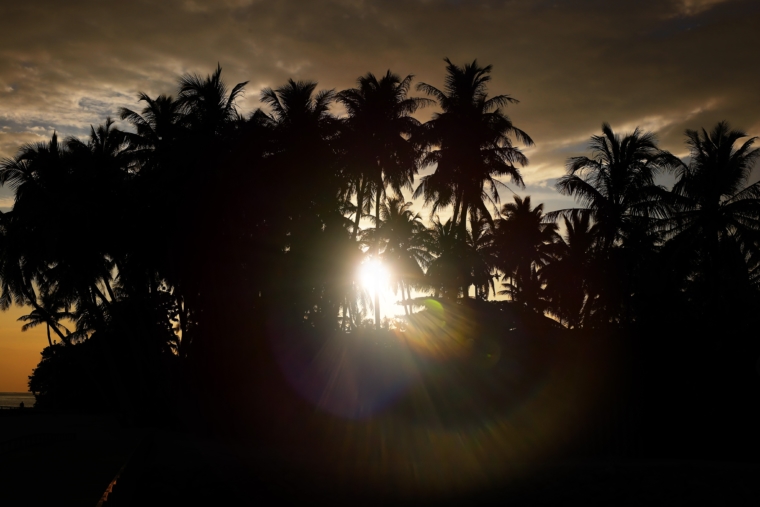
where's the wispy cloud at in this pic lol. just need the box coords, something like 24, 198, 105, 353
673, 0, 733, 17
0, 0, 756, 187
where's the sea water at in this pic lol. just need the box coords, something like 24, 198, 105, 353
0, 392, 35, 408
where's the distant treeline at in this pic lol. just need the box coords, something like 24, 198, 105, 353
0, 60, 758, 422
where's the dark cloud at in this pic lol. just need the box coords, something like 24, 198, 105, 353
0, 0, 757, 209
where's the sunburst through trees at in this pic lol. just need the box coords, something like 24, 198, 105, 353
1, 61, 758, 479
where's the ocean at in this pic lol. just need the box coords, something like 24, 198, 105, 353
0, 392, 35, 408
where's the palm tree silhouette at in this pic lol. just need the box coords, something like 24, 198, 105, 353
464, 211, 497, 300
426, 217, 467, 300
668, 121, 760, 314
258, 78, 344, 324
551, 123, 673, 250
541, 214, 598, 327
259, 79, 338, 216
414, 59, 533, 235
119, 93, 183, 169
337, 71, 430, 238
176, 63, 247, 137
57, 119, 131, 318
373, 196, 432, 315
17, 298, 73, 347
0, 222, 73, 346
0, 133, 75, 345
494, 195, 559, 313
337, 71, 429, 326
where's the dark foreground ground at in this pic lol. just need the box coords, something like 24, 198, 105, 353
3, 318, 759, 505
1, 412, 759, 507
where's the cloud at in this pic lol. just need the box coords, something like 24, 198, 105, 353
0, 0, 757, 190
673, 0, 734, 17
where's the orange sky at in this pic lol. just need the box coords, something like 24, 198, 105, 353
0, 305, 49, 392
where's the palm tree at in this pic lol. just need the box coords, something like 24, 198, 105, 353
119, 93, 183, 171
668, 121, 760, 314
336, 71, 430, 327
0, 132, 68, 217
426, 217, 467, 300
0, 221, 73, 346
258, 79, 345, 324
0, 133, 76, 345
494, 195, 560, 313
464, 211, 497, 300
552, 123, 674, 249
373, 196, 432, 315
414, 59, 533, 235
17, 298, 73, 347
259, 78, 338, 216
57, 119, 131, 314
337, 71, 430, 241
541, 214, 598, 327
176, 63, 247, 138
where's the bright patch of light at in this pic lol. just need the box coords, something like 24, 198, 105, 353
359, 258, 390, 294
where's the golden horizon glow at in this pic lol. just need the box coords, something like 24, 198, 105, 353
0, 305, 49, 392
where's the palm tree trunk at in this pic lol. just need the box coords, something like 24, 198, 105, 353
49, 321, 68, 344
103, 277, 116, 303
342, 299, 349, 331
92, 284, 111, 308
46, 323, 52, 347
352, 178, 366, 242
401, 280, 410, 316
375, 181, 382, 329
452, 192, 462, 232
459, 198, 469, 236
458, 195, 469, 298
349, 298, 359, 330
176, 294, 189, 358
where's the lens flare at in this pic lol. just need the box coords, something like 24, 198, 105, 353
266, 300, 620, 503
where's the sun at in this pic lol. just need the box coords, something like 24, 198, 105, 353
358, 258, 390, 294
357, 258, 409, 321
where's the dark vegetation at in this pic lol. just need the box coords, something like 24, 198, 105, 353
1, 59, 759, 476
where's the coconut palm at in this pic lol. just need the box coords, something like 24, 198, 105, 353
0, 218, 74, 346
119, 93, 195, 347
0, 132, 69, 215
414, 59, 533, 235
541, 214, 598, 327
0, 134, 77, 344
258, 79, 345, 323
372, 196, 432, 314
552, 123, 674, 249
337, 70, 430, 239
119, 93, 183, 171
176, 63, 247, 137
17, 298, 74, 347
464, 211, 497, 300
425, 217, 468, 300
336, 71, 429, 325
668, 121, 760, 313
259, 78, 338, 213
494, 195, 560, 313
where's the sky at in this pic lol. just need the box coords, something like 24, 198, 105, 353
0, 0, 758, 391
